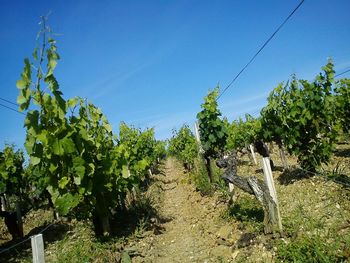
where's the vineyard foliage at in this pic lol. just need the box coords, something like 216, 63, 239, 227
197, 87, 227, 181
0, 146, 25, 199
118, 123, 165, 182
14, 22, 163, 235
168, 125, 198, 171
197, 87, 227, 158
260, 61, 339, 171
226, 114, 261, 151
259, 82, 286, 145
334, 78, 350, 133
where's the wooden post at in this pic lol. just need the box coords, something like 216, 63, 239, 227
194, 122, 200, 143
1, 195, 6, 211
1, 194, 9, 211
31, 234, 45, 263
228, 183, 234, 192
262, 157, 282, 233
16, 202, 24, 238
228, 183, 237, 203
249, 144, 258, 165
194, 122, 204, 154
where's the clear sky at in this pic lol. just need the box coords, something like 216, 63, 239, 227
1, 0, 350, 149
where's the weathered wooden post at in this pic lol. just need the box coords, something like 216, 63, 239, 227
262, 157, 282, 233
31, 234, 45, 263
228, 182, 236, 203
194, 122, 200, 142
194, 122, 204, 154
249, 144, 258, 165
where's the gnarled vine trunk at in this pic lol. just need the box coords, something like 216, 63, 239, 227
217, 151, 280, 234
93, 193, 111, 236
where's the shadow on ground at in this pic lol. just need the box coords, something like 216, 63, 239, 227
110, 201, 172, 239
325, 173, 350, 189
334, 148, 350, 158
278, 168, 312, 185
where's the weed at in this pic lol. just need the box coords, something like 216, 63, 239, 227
189, 158, 226, 196
321, 160, 350, 188
51, 221, 124, 263
190, 159, 215, 195
275, 234, 348, 263
223, 194, 264, 232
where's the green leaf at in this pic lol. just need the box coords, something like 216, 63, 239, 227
16, 79, 27, 89
73, 175, 81, 185
54, 193, 81, 216
37, 130, 48, 145
103, 122, 112, 133
49, 163, 57, 173
122, 165, 130, 178
67, 97, 78, 108
73, 157, 85, 179
24, 110, 39, 131
17, 92, 27, 104
135, 159, 149, 172
61, 137, 76, 154
58, 176, 70, 189
30, 156, 41, 166
52, 139, 63, 156
24, 136, 35, 155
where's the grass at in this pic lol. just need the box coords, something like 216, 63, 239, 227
48, 221, 122, 263
274, 194, 350, 262
189, 158, 226, 196
223, 194, 264, 233
275, 233, 350, 263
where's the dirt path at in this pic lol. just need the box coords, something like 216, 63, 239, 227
131, 159, 237, 263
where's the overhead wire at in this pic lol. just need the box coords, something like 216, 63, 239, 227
217, 0, 305, 100
0, 102, 25, 115
0, 97, 18, 107
232, 64, 350, 120
335, 68, 350, 78
0, 96, 28, 115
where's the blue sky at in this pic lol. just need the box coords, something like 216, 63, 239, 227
1, 0, 350, 149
